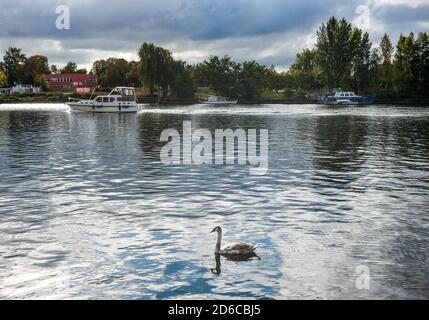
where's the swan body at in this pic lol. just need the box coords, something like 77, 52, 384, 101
211, 226, 257, 255
220, 242, 258, 255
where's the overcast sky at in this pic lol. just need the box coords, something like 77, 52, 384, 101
0, 0, 428, 71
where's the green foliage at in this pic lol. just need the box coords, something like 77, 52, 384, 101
236, 61, 268, 100
195, 55, 240, 97
316, 17, 354, 88
126, 61, 140, 87
172, 67, 197, 98
138, 43, 176, 96
60, 61, 86, 74
350, 29, 372, 92
50, 65, 58, 74
1, 20, 428, 100
289, 49, 322, 90
22, 55, 50, 85
0, 68, 7, 87
92, 58, 133, 87
61, 62, 77, 73
3, 47, 27, 85
34, 75, 48, 91
380, 33, 394, 64
393, 32, 429, 96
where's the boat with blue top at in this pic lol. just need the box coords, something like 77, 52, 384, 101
319, 89, 375, 105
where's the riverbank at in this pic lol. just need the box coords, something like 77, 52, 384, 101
2, 93, 429, 105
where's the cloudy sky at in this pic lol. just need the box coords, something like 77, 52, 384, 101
0, 0, 428, 71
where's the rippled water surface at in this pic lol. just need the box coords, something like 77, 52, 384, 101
0, 103, 428, 299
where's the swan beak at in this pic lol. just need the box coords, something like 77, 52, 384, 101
210, 228, 216, 233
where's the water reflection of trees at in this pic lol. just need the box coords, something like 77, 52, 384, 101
2, 111, 51, 164
312, 115, 369, 173
138, 113, 273, 162
390, 118, 429, 170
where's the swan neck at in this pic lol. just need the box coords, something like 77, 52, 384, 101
215, 230, 222, 252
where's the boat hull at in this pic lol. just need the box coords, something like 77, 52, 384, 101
199, 100, 238, 105
67, 103, 138, 113
319, 95, 375, 105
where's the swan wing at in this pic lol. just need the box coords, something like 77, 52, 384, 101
222, 242, 257, 253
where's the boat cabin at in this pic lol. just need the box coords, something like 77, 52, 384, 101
333, 91, 360, 98
94, 87, 136, 103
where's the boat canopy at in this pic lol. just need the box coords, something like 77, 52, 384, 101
109, 87, 135, 97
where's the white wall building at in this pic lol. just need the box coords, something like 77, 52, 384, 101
11, 84, 41, 94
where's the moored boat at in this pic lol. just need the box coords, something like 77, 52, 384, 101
198, 95, 238, 105
319, 89, 375, 105
67, 87, 138, 113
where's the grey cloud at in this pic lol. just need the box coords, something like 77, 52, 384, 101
0, 0, 428, 69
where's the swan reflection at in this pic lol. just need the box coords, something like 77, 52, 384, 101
210, 252, 261, 275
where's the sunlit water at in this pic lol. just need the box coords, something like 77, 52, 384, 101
0, 103, 428, 300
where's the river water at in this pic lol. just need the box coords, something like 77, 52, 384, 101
0, 103, 428, 299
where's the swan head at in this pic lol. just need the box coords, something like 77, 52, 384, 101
211, 226, 222, 234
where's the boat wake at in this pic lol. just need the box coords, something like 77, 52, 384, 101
0, 103, 70, 112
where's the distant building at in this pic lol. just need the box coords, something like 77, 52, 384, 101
0, 88, 11, 94
11, 84, 41, 94
44, 73, 97, 92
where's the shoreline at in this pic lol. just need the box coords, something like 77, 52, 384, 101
2, 93, 429, 106
2, 98, 429, 106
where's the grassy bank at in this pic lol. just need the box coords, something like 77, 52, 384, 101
0, 92, 91, 104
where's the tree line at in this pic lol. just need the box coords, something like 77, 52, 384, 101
1, 16, 428, 99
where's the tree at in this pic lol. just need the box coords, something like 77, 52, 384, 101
22, 55, 50, 84
172, 66, 197, 98
195, 55, 239, 97
236, 61, 268, 100
265, 66, 287, 92
50, 65, 58, 74
316, 17, 354, 89
92, 59, 109, 86
104, 58, 129, 87
394, 33, 418, 95
291, 49, 318, 73
289, 49, 322, 90
415, 32, 429, 94
92, 58, 137, 87
76, 68, 88, 74
377, 34, 394, 96
3, 47, 27, 85
350, 28, 372, 93
0, 68, 7, 87
34, 74, 48, 91
126, 61, 140, 87
61, 61, 78, 73
138, 43, 175, 96
380, 33, 393, 64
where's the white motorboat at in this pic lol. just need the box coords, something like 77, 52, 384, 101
199, 95, 238, 105
67, 87, 138, 113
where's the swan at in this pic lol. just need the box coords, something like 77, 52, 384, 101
211, 226, 257, 255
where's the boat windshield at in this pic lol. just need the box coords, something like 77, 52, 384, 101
121, 88, 134, 96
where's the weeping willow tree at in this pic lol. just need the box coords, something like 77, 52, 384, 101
138, 43, 176, 96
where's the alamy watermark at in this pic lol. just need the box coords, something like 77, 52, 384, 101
355, 5, 371, 30
160, 121, 269, 175
56, 5, 70, 30
355, 265, 371, 290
